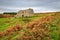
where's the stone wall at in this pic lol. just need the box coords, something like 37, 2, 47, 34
15, 8, 34, 17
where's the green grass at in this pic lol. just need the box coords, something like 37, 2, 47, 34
0, 14, 49, 32
0, 13, 60, 40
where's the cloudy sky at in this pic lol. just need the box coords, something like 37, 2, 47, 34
0, 0, 60, 13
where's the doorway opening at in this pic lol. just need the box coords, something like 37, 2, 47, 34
22, 15, 24, 17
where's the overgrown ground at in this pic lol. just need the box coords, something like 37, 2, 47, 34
0, 13, 60, 40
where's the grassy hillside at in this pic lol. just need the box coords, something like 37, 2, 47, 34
0, 12, 60, 40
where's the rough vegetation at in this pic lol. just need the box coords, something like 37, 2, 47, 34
0, 12, 60, 40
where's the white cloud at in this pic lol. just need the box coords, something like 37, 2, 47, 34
1, 6, 58, 13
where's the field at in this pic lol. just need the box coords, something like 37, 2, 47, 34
0, 12, 60, 40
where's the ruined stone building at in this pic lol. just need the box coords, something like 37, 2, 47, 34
15, 8, 34, 17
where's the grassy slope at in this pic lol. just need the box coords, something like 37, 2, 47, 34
0, 13, 60, 40
0, 13, 51, 32
49, 13, 60, 40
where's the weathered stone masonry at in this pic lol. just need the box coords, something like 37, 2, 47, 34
15, 8, 34, 17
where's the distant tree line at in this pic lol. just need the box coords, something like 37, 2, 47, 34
4, 12, 17, 15
0, 12, 17, 18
